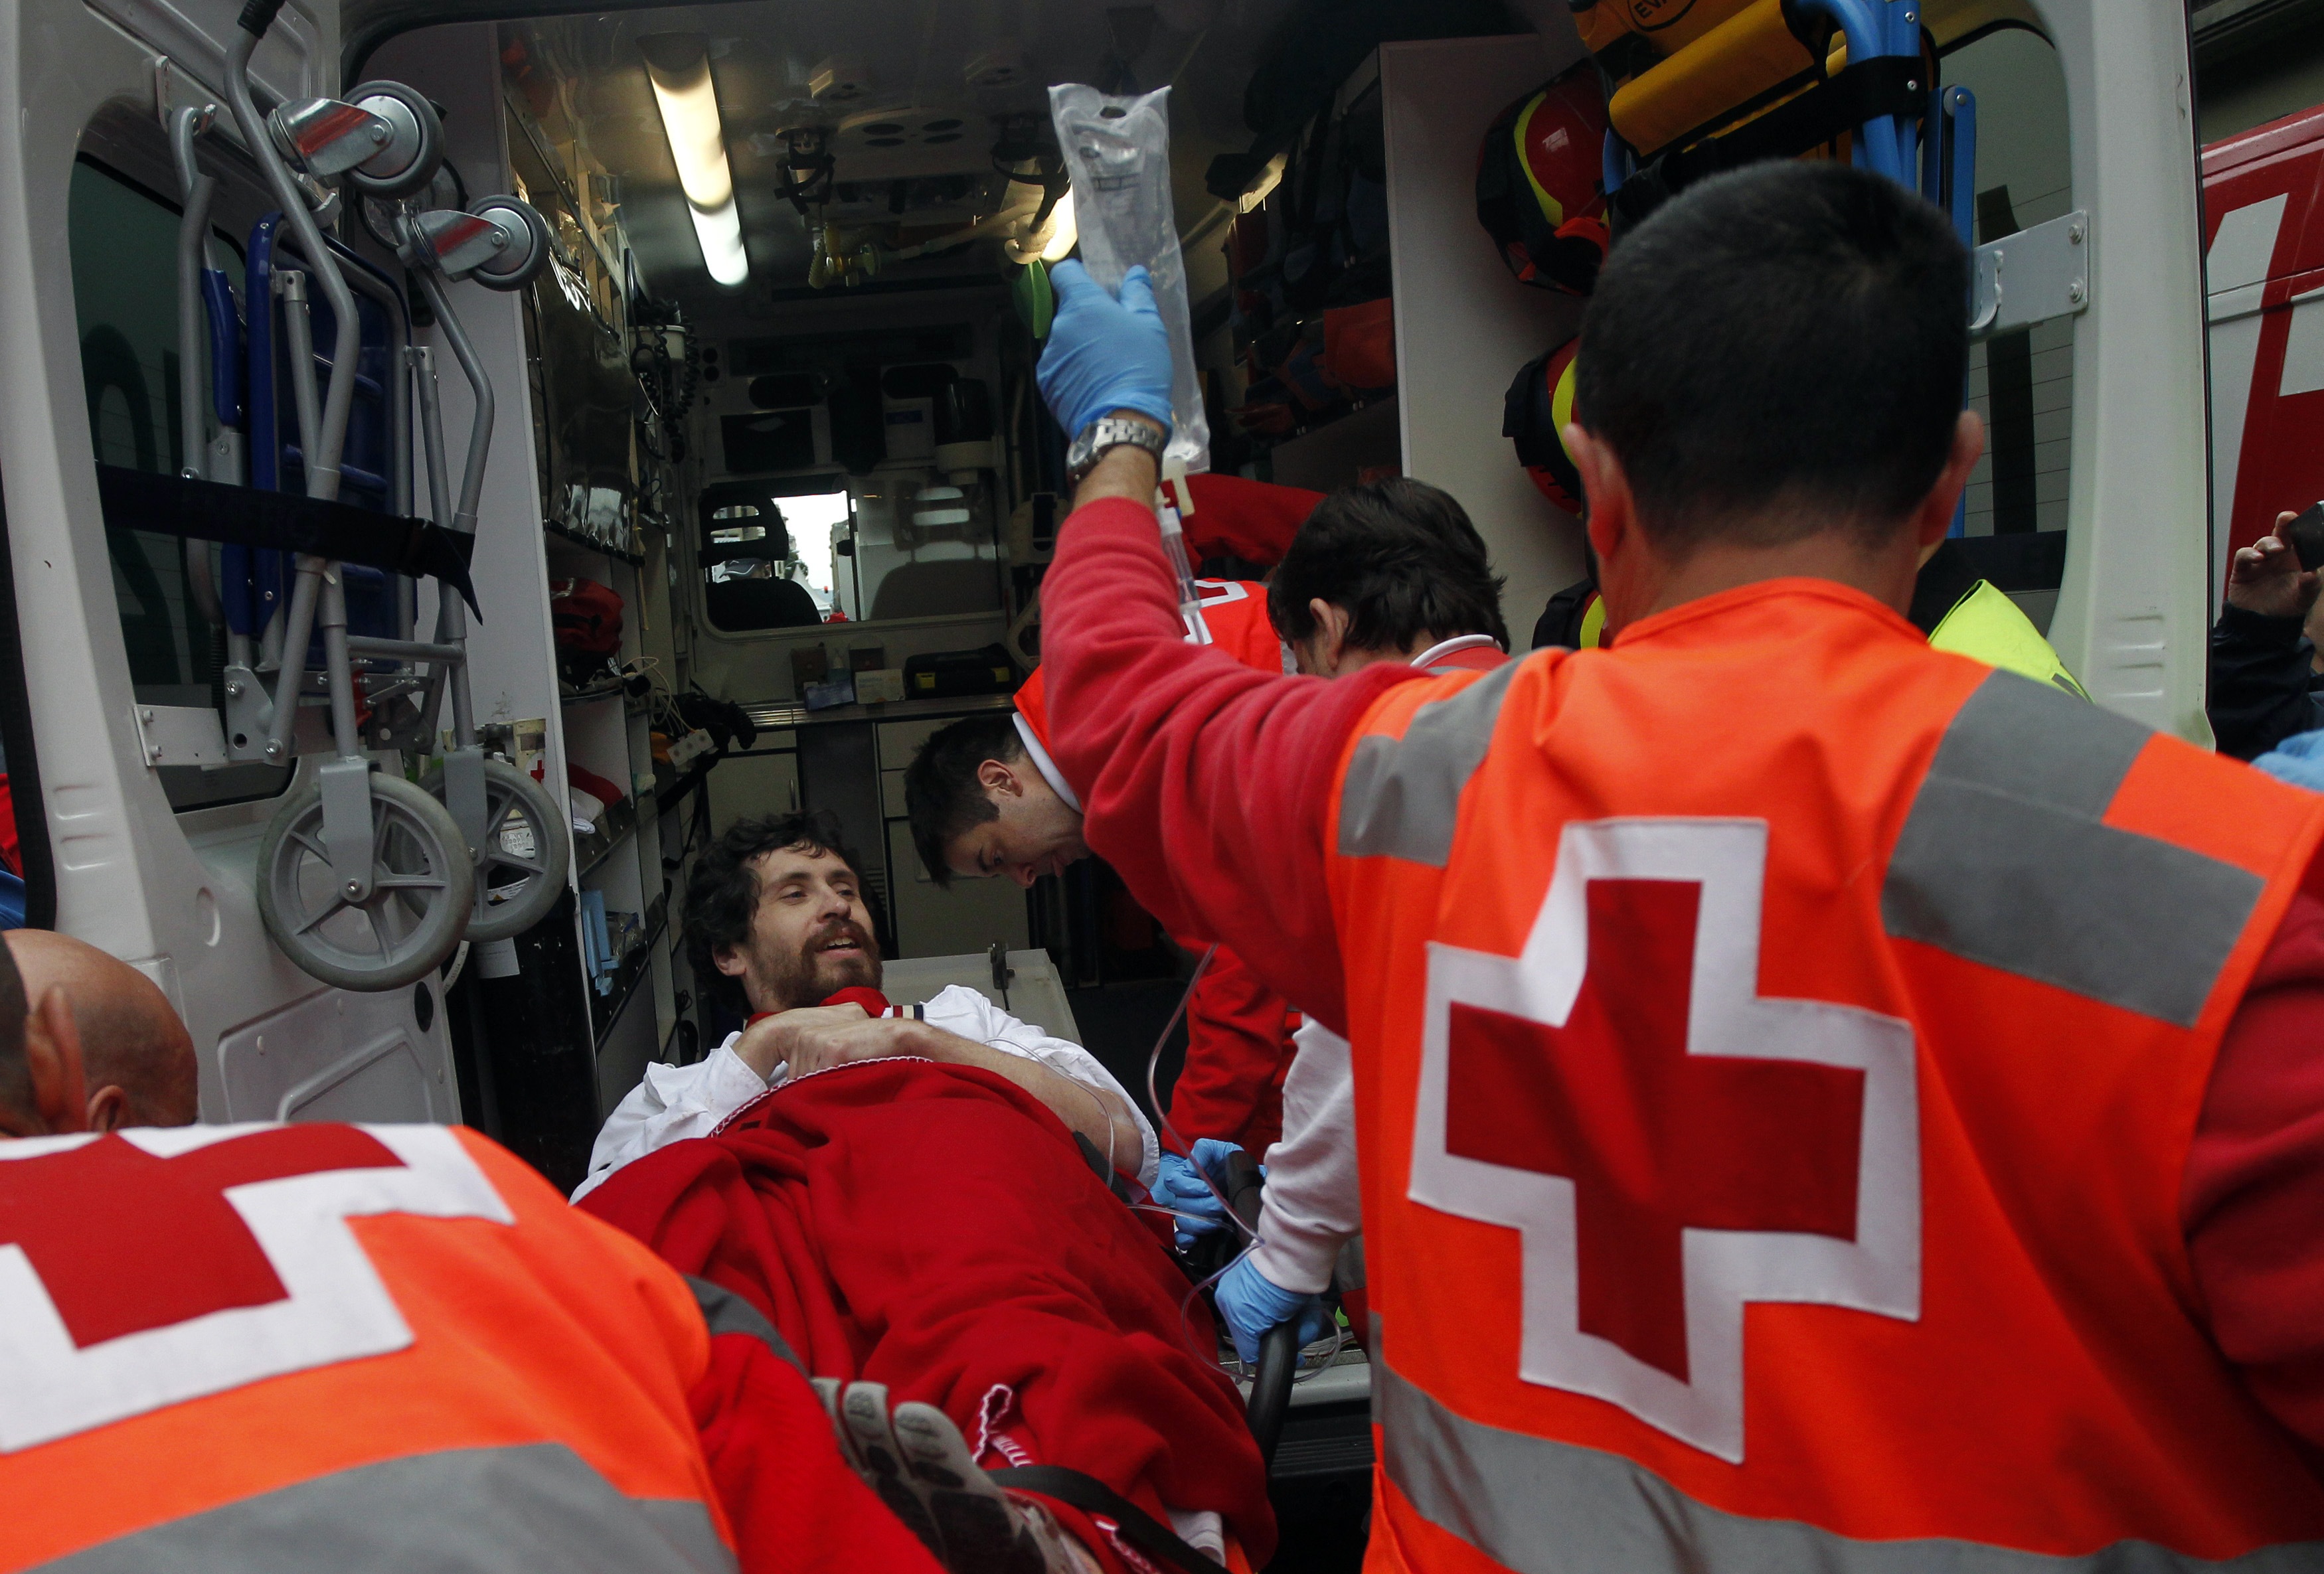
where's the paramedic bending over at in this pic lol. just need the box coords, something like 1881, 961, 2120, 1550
1028, 182, 2324, 1573
576, 811, 1154, 1200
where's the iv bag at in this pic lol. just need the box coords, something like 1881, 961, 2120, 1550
1048, 84, 1210, 473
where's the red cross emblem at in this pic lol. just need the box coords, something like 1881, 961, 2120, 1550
0, 1124, 511, 1452
1410, 819, 1918, 1462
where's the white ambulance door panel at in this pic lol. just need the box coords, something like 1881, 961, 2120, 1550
84, 0, 327, 108
2018, 0, 2214, 740
6, 0, 459, 1121
214, 983, 454, 1124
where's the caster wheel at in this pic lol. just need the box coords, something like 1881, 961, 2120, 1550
465, 195, 551, 291
424, 757, 570, 943
343, 80, 444, 200
258, 771, 474, 991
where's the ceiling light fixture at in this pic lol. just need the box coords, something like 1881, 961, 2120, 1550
640, 35, 748, 287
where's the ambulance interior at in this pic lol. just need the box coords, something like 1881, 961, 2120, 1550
3, 0, 2214, 1549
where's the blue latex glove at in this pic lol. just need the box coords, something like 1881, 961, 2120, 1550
1035, 260, 1175, 439
1153, 1139, 1242, 1251
2254, 727, 2324, 792
1213, 1253, 1332, 1366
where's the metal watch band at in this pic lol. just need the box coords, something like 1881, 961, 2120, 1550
1066, 416, 1168, 483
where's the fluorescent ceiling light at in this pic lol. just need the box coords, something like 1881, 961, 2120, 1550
689, 200, 750, 287
642, 36, 748, 285
1040, 188, 1078, 263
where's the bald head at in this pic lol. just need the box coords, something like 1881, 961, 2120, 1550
2, 932, 197, 1129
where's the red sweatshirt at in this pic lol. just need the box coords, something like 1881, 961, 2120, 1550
1043, 492, 2324, 1448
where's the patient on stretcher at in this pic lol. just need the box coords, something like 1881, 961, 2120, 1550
576, 812, 1157, 1202
576, 815, 1270, 1571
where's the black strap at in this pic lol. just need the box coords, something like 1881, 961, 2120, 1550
983, 1466, 1220, 1574
1071, 1132, 1138, 1204
96, 464, 481, 617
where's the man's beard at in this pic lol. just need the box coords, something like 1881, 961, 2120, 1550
756, 916, 882, 1009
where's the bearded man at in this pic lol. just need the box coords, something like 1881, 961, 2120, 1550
576, 811, 1153, 1201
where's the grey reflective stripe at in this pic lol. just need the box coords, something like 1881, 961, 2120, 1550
686, 1274, 803, 1370
1338, 662, 1522, 866
38, 1443, 734, 1573
1376, 1360, 2322, 1573
1882, 670, 2263, 1026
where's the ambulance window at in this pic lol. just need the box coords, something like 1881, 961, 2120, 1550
699, 331, 1006, 633
700, 483, 849, 632
68, 158, 292, 809
1942, 26, 2074, 630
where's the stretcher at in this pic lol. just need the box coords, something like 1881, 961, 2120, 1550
1595, 0, 1981, 538
164, 0, 570, 990
1599, 0, 1977, 239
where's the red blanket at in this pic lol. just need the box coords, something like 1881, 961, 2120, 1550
578, 1058, 1274, 1564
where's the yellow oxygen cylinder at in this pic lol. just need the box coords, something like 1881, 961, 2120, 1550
1571, 0, 1764, 78
1607, 0, 1825, 157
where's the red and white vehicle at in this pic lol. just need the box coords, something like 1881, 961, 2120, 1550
2207, 105, 2324, 585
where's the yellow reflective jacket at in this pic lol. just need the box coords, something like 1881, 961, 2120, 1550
1927, 578, 2090, 700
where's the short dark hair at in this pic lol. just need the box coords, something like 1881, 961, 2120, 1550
0, 936, 27, 1125
684, 811, 867, 1014
904, 713, 1025, 889
1269, 478, 1509, 654
1575, 161, 1970, 553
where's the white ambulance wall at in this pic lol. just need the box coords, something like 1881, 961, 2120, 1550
0, 0, 468, 1130
1382, 33, 1592, 647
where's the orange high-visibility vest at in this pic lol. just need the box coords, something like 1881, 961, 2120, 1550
1325, 580, 2324, 1573
0, 1123, 748, 1571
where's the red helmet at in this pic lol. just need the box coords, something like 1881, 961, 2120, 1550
1502, 335, 1584, 514
1476, 65, 1612, 295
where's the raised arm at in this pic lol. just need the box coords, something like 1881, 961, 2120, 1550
1029, 264, 1420, 1032
1042, 461, 1415, 1035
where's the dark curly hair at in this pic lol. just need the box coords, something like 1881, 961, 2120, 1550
684, 811, 869, 1015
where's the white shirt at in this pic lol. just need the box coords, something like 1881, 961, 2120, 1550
574, 984, 1158, 1202
1248, 1019, 1360, 1293
1408, 632, 1505, 670
1013, 713, 1082, 813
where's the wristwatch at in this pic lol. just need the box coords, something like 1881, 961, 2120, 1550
1065, 414, 1169, 484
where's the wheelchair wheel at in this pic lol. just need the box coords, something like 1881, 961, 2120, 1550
258, 771, 474, 991
343, 80, 444, 200
422, 757, 570, 943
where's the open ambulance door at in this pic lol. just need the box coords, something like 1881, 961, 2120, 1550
1934, 0, 2213, 740
0, 0, 460, 1123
